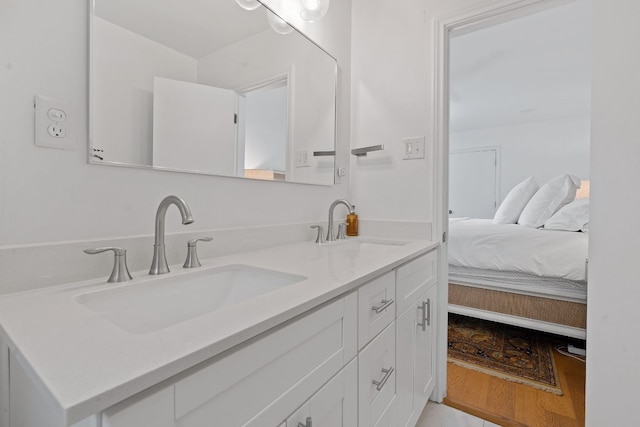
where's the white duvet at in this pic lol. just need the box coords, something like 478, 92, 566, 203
448, 219, 588, 281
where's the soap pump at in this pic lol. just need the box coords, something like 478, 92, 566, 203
346, 205, 358, 236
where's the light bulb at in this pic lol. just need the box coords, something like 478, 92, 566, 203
300, 0, 329, 22
267, 10, 294, 35
235, 0, 261, 11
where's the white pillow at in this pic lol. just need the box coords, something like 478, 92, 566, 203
518, 174, 581, 228
493, 176, 539, 224
544, 198, 590, 231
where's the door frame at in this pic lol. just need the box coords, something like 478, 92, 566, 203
235, 70, 293, 178
431, 0, 576, 402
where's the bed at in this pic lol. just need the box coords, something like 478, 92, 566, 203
448, 218, 588, 339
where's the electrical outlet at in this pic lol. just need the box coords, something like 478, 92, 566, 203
402, 136, 425, 160
35, 95, 75, 150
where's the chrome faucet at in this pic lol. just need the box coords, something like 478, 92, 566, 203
327, 199, 354, 241
149, 195, 194, 275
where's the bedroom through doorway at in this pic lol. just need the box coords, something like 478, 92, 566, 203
443, 0, 592, 424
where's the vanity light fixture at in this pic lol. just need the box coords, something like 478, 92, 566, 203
300, 0, 330, 22
267, 11, 294, 34
235, 0, 261, 11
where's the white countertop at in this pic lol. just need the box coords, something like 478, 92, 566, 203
0, 236, 437, 425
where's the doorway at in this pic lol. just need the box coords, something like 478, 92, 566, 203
236, 74, 290, 180
433, 0, 591, 423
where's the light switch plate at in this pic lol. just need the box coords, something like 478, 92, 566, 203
295, 150, 310, 168
35, 95, 75, 150
402, 136, 425, 160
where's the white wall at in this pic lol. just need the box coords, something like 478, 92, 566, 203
350, 0, 436, 222
92, 17, 198, 165
587, 0, 640, 424
0, 0, 350, 249
451, 116, 591, 201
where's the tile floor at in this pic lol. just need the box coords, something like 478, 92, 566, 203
416, 402, 500, 427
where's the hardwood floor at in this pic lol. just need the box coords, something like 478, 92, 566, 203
444, 346, 586, 426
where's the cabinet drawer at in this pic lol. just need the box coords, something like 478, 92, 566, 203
285, 358, 357, 427
395, 251, 437, 315
358, 323, 396, 427
102, 386, 174, 427
373, 396, 396, 427
358, 272, 395, 350
174, 293, 357, 427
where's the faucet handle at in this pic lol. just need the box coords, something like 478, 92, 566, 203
184, 237, 213, 268
337, 223, 347, 240
310, 225, 325, 244
84, 247, 133, 283
187, 236, 213, 246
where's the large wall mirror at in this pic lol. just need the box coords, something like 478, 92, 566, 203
89, 0, 337, 186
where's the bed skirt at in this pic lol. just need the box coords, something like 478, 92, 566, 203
449, 283, 586, 330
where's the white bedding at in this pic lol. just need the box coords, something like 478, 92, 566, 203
448, 218, 588, 281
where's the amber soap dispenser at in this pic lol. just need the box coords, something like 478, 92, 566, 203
346, 205, 358, 236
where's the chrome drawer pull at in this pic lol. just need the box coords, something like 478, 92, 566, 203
298, 417, 312, 427
418, 299, 430, 331
372, 366, 394, 391
371, 299, 394, 314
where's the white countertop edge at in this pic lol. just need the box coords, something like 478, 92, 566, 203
1, 238, 439, 425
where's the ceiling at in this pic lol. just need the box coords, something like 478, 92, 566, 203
449, 0, 593, 132
95, 0, 271, 59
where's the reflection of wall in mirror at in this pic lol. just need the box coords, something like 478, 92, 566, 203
197, 29, 336, 185
93, 17, 197, 165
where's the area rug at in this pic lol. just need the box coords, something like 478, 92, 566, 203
448, 313, 562, 395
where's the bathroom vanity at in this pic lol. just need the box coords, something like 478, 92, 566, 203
0, 237, 438, 427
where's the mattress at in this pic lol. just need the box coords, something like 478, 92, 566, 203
449, 265, 587, 302
448, 218, 588, 281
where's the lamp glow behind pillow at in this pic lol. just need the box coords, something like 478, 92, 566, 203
493, 176, 539, 224
518, 174, 581, 228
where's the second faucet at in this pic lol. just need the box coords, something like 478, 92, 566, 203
327, 199, 354, 242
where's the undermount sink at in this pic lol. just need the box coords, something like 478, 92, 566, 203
75, 265, 306, 334
356, 240, 408, 251
336, 239, 408, 253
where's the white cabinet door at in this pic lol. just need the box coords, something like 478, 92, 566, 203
395, 301, 418, 427
395, 252, 436, 315
414, 285, 437, 417
395, 285, 437, 427
286, 358, 357, 427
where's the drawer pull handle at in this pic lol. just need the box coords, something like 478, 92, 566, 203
418, 299, 431, 331
298, 417, 312, 427
371, 299, 394, 314
372, 366, 394, 391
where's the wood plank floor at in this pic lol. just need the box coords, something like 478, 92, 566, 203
444, 346, 586, 427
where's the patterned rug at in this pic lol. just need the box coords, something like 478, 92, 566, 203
448, 313, 562, 395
